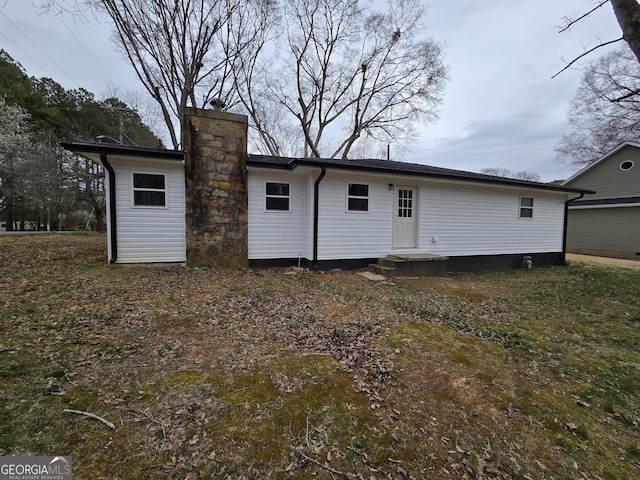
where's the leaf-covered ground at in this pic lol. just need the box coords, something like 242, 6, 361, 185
1, 234, 639, 479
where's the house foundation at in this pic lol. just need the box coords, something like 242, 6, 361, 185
183, 107, 249, 267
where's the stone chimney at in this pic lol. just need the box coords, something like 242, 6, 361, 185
183, 107, 248, 267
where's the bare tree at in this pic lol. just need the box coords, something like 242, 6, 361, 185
31, 0, 444, 157
480, 167, 512, 178
555, 1, 640, 165
513, 171, 541, 182
556, 47, 640, 166
610, 0, 640, 63
31, 0, 274, 149
239, 0, 448, 159
98, 0, 232, 148
555, 0, 640, 78
0, 98, 30, 228
0, 98, 70, 230
480, 167, 541, 182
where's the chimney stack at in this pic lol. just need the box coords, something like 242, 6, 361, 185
182, 107, 249, 267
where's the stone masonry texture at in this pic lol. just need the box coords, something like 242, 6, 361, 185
183, 107, 249, 267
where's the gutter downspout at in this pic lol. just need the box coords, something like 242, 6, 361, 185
312, 167, 326, 269
101, 151, 118, 264
562, 192, 584, 264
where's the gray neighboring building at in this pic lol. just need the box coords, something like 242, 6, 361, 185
563, 142, 640, 259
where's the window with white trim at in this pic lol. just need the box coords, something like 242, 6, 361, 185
265, 182, 290, 211
347, 183, 369, 212
133, 173, 166, 206
519, 196, 533, 218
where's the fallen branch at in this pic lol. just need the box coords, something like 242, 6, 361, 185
222, 386, 249, 399
63, 370, 78, 387
129, 408, 167, 451
294, 449, 360, 479
63, 409, 115, 430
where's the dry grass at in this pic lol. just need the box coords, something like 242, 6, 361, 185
1, 234, 639, 479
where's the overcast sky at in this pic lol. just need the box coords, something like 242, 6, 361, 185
0, 0, 623, 181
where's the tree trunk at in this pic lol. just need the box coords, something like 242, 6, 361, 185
610, 0, 640, 64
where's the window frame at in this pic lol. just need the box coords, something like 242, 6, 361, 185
396, 187, 414, 219
519, 196, 534, 219
346, 182, 369, 213
265, 181, 291, 212
132, 172, 167, 208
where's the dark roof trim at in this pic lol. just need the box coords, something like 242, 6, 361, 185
569, 196, 640, 207
61, 141, 184, 161
248, 154, 594, 195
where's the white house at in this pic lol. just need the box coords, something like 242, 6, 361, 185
61, 142, 186, 264
62, 108, 592, 273
246, 154, 592, 272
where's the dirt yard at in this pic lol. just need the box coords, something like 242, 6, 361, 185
1, 234, 639, 479
567, 253, 640, 270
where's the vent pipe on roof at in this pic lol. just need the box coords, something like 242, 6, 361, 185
209, 98, 226, 111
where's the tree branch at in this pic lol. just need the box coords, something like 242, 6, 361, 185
552, 37, 624, 78
558, 0, 610, 33
63, 409, 115, 429
293, 449, 360, 478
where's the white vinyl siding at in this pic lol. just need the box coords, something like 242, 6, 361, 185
419, 183, 565, 256
317, 172, 394, 260
316, 172, 567, 260
109, 158, 186, 263
248, 168, 309, 260
249, 167, 569, 262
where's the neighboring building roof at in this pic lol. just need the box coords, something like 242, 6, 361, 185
249, 154, 593, 195
562, 141, 640, 185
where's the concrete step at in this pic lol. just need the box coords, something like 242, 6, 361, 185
371, 254, 449, 277
377, 256, 407, 268
369, 263, 395, 273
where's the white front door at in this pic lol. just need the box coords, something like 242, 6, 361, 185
393, 186, 417, 249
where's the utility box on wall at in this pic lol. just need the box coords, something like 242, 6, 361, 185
183, 107, 249, 267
